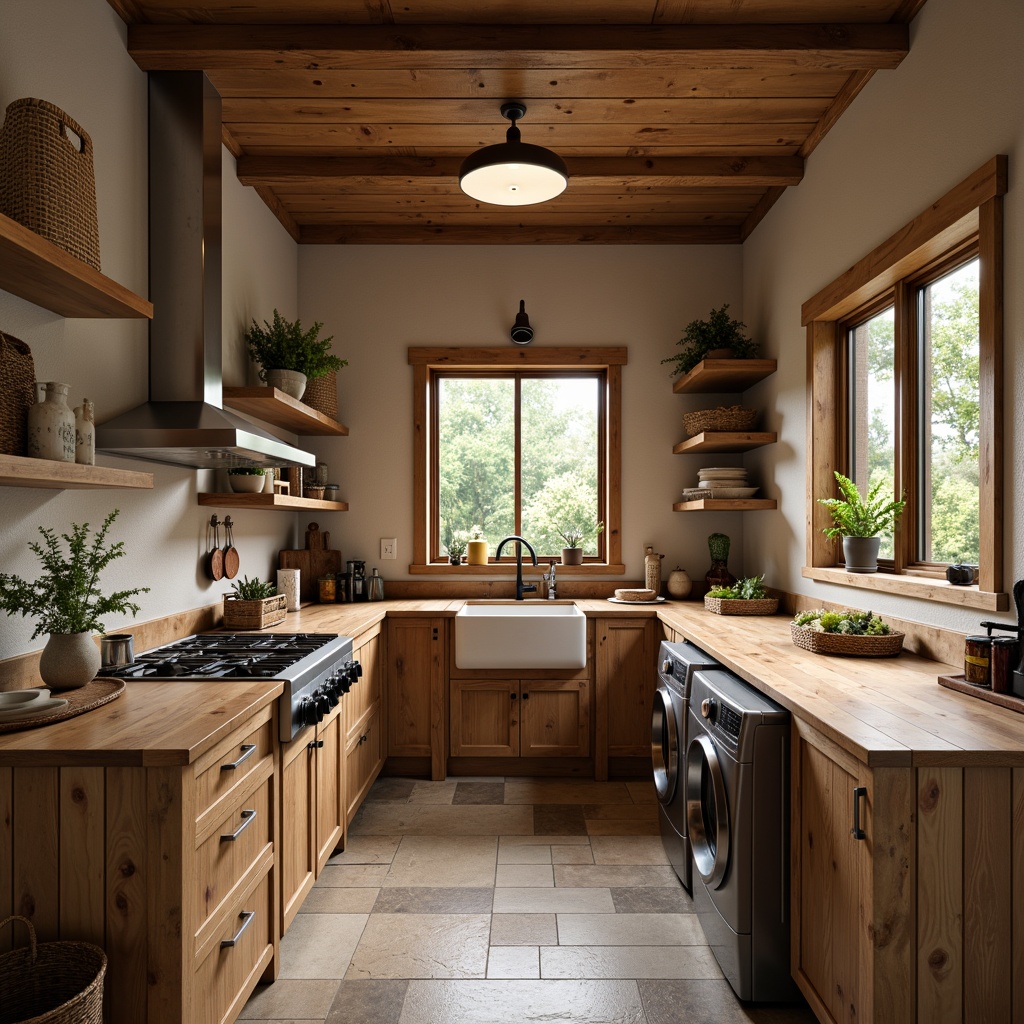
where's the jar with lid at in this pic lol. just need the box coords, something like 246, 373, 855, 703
990, 636, 1019, 694
964, 634, 992, 687
317, 574, 337, 603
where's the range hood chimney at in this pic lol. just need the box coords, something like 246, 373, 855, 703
96, 72, 314, 470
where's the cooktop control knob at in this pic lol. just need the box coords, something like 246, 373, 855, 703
701, 697, 716, 721
316, 691, 331, 718
300, 695, 320, 728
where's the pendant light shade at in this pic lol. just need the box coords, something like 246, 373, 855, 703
459, 103, 568, 206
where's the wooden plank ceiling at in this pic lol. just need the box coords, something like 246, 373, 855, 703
109, 0, 926, 244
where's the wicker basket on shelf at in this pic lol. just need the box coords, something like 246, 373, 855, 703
302, 370, 338, 421
0, 915, 107, 1024
790, 623, 905, 657
705, 595, 778, 616
682, 405, 757, 436
0, 331, 36, 456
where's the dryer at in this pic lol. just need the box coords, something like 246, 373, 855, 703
652, 640, 719, 891
686, 668, 799, 1002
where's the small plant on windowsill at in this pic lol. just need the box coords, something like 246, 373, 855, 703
558, 518, 604, 566
445, 532, 468, 566
662, 304, 759, 377
818, 471, 906, 574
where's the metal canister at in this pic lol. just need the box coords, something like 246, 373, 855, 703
964, 634, 992, 687
317, 574, 337, 603
989, 636, 1019, 694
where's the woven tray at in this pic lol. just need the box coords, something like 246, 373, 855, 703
682, 405, 757, 436
790, 623, 905, 657
938, 673, 1024, 713
705, 596, 778, 616
0, 676, 124, 734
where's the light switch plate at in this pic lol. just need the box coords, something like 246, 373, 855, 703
381, 537, 397, 560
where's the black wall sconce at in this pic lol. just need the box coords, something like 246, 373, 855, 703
511, 300, 534, 345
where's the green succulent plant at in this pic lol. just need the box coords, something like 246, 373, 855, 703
707, 575, 769, 600
228, 466, 265, 476
792, 608, 891, 635
228, 576, 277, 601
245, 309, 347, 382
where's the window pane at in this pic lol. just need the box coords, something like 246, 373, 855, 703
436, 378, 515, 556
919, 258, 980, 565
848, 306, 896, 559
521, 377, 601, 557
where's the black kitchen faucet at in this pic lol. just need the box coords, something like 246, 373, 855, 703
495, 535, 539, 600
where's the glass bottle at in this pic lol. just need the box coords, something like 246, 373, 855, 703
74, 397, 95, 465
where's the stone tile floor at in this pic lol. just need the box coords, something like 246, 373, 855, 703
240, 777, 818, 1024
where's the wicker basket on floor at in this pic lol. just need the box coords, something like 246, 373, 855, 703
790, 623, 905, 657
302, 370, 338, 421
0, 915, 106, 1024
682, 405, 757, 436
0, 98, 101, 269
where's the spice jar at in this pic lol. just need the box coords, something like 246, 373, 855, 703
317, 574, 337, 603
964, 634, 992, 687
990, 636, 1019, 694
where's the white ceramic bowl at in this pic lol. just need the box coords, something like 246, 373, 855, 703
229, 473, 267, 493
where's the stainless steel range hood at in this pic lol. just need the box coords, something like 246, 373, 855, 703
96, 72, 314, 471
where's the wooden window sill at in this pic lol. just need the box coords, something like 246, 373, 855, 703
409, 563, 626, 576
802, 565, 1008, 612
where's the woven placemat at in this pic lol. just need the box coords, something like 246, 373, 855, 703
0, 676, 124, 733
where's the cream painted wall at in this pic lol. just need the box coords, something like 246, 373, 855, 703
0, 0, 301, 664
298, 245, 744, 582
742, 0, 1023, 634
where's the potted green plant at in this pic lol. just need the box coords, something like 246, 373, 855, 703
227, 466, 266, 493
818, 471, 906, 573
705, 574, 779, 616
662, 304, 759, 377
244, 309, 347, 401
445, 531, 467, 566
558, 517, 604, 566
0, 510, 149, 689
222, 576, 287, 629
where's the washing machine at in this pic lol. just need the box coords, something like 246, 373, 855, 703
652, 640, 719, 891
686, 668, 799, 1002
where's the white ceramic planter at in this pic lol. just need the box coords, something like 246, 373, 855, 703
266, 368, 307, 400
229, 473, 266, 493
39, 631, 100, 690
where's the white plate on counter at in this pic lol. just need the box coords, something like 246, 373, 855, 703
0, 688, 50, 710
607, 596, 666, 604
0, 697, 68, 722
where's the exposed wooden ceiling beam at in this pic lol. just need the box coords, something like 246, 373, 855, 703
298, 223, 742, 244
236, 154, 803, 189
128, 23, 909, 72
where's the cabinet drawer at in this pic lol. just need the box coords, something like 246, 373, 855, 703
194, 716, 275, 830
193, 868, 274, 1024
194, 774, 273, 936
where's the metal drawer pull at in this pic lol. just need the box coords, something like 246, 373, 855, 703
220, 743, 256, 771
851, 786, 867, 840
221, 808, 257, 842
308, 739, 324, 750
220, 909, 255, 948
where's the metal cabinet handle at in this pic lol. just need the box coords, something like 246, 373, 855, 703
220, 909, 255, 948
851, 786, 867, 840
220, 808, 256, 843
308, 739, 324, 750
220, 743, 256, 771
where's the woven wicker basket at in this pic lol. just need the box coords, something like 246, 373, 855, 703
705, 595, 779, 616
302, 370, 338, 421
0, 331, 36, 456
682, 405, 757, 436
0, 915, 106, 1024
223, 593, 287, 630
790, 623, 905, 657
0, 99, 100, 269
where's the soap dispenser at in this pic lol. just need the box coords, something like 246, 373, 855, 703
368, 568, 384, 602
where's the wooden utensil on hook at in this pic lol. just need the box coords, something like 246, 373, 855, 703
208, 515, 224, 581
223, 516, 239, 579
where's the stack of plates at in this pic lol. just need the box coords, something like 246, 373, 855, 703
695, 467, 758, 499
0, 688, 68, 722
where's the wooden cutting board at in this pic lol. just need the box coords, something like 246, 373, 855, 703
278, 523, 342, 602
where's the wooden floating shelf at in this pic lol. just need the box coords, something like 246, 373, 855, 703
0, 453, 154, 490
198, 492, 348, 511
672, 498, 778, 512
222, 386, 348, 436
672, 358, 777, 394
673, 431, 778, 454
0, 211, 153, 319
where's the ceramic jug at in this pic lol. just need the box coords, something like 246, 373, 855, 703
74, 397, 95, 465
28, 381, 76, 462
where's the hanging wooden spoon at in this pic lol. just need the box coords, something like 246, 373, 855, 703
223, 515, 240, 580
209, 516, 224, 581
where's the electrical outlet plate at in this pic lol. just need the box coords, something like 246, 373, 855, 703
381, 537, 397, 560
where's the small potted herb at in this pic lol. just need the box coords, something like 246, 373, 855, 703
244, 309, 347, 401
704, 574, 778, 616
446, 531, 467, 565
662, 304, 759, 377
223, 575, 287, 629
558, 517, 604, 566
227, 466, 266, 493
818, 471, 906, 573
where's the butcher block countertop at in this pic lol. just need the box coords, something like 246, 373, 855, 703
3, 597, 1021, 770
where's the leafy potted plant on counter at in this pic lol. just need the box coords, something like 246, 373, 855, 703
704, 575, 778, 616
223, 575, 287, 630
790, 608, 904, 657
244, 308, 347, 401
662, 304, 759, 377
227, 466, 266, 493
0, 509, 149, 689
818, 471, 906, 574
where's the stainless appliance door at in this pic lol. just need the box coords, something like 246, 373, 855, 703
686, 732, 730, 888
651, 683, 678, 804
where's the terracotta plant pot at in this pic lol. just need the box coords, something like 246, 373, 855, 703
562, 547, 584, 565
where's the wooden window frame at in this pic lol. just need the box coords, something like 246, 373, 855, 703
802, 156, 1008, 612
408, 346, 627, 575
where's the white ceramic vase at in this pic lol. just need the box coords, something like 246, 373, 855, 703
667, 566, 693, 599
266, 368, 307, 400
74, 397, 95, 465
27, 381, 76, 462
39, 631, 100, 690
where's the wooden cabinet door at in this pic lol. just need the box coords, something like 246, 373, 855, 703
450, 679, 519, 757
386, 617, 445, 779
346, 707, 383, 825
315, 705, 344, 873
595, 617, 656, 775
279, 725, 316, 934
520, 679, 590, 758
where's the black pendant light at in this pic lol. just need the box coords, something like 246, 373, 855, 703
459, 102, 568, 206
